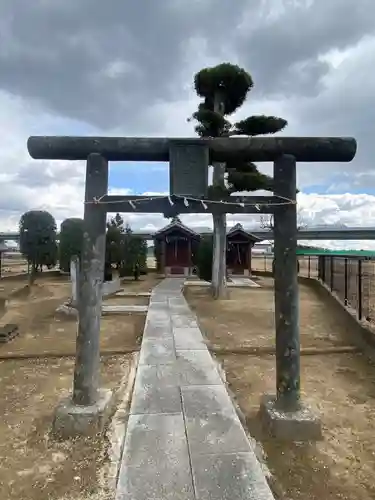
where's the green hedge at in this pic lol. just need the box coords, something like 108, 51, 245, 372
196, 235, 213, 282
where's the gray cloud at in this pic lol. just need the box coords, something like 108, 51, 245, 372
14, 160, 84, 188
0, 0, 245, 129
235, 0, 375, 98
2, 0, 373, 130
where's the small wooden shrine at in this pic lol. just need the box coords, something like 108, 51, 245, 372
153, 220, 200, 276
226, 223, 260, 276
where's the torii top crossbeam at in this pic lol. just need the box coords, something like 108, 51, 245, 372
28, 136, 357, 163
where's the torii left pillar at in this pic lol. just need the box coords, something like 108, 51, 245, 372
53, 153, 113, 438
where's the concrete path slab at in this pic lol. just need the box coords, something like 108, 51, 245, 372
192, 452, 273, 500
130, 381, 182, 415
116, 277, 275, 500
139, 338, 176, 365
117, 413, 194, 500
173, 326, 206, 350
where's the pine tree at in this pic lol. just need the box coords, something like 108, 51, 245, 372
190, 63, 287, 298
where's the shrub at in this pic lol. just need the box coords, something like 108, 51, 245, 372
196, 235, 213, 282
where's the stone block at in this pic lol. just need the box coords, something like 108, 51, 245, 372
185, 410, 251, 456
131, 382, 182, 415
115, 291, 151, 297
191, 452, 275, 500
135, 363, 178, 387
142, 323, 173, 340
181, 385, 234, 417
260, 394, 322, 441
182, 386, 251, 455
172, 316, 198, 328
146, 311, 171, 328
176, 350, 222, 386
52, 388, 113, 439
168, 297, 187, 307
116, 413, 194, 500
173, 326, 206, 350
139, 338, 176, 365
102, 304, 148, 315
148, 302, 169, 312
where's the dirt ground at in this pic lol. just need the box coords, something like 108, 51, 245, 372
0, 273, 156, 500
185, 276, 355, 350
0, 354, 133, 500
0, 282, 144, 357
1, 256, 29, 276
185, 277, 375, 500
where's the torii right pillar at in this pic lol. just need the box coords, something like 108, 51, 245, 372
260, 154, 322, 441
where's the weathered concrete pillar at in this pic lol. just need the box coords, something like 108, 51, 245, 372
212, 207, 228, 298
260, 154, 322, 441
273, 154, 300, 409
70, 255, 80, 308
211, 93, 228, 300
73, 153, 108, 406
53, 153, 113, 439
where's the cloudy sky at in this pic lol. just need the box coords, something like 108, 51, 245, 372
1, 0, 375, 248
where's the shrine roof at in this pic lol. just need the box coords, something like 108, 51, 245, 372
154, 220, 200, 238
227, 223, 261, 241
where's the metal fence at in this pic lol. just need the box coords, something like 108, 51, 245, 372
252, 254, 319, 278
252, 254, 375, 323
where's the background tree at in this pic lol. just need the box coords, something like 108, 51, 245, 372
118, 223, 134, 276
58, 217, 84, 272
19, 210, 58, 282
190, 63, 287, 297
106, 213, 125, 269
132, 236, 148, 272
116, 222, 148, 277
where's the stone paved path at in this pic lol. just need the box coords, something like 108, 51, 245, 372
115, 278, 274, 500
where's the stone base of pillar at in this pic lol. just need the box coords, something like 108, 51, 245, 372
52, 388, 114, 439
259, 394, 322, 442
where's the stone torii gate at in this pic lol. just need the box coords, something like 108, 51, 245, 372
28, 135, 356, 439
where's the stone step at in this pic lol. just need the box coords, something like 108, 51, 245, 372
102, 305, 148, 315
